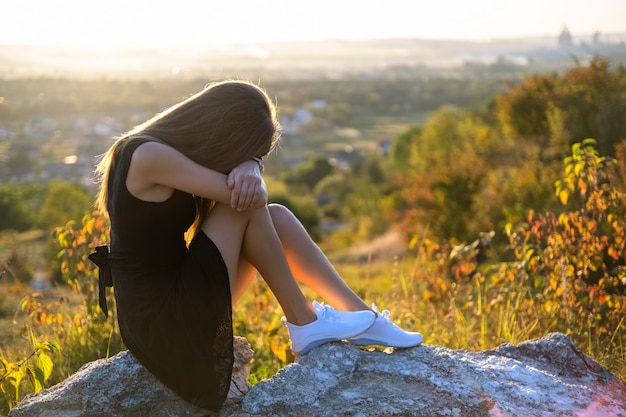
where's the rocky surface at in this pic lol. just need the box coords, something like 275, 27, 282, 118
227, 332, 625, 417
10, 333, 626, 417
9, 336, 253, 417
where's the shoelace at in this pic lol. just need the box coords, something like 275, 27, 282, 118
313, 301, 340, 321
372, 304, 393, 324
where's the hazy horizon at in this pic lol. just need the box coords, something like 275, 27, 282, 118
2, 0, 625, 47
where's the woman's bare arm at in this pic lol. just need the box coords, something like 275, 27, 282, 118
127, 141, 266, 211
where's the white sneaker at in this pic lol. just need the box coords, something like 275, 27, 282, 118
283, 301, 376, 355
349, 304, 424, 348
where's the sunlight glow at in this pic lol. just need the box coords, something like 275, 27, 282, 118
2, 0, 625, 46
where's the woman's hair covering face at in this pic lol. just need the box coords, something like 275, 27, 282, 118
140, 80, 281, 173
95, 80, 280, 217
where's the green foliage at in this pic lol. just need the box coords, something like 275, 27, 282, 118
0, 181, 92, 232
268, 178, 320, 237
351, 153, 387, 185
232, 279, 291, 383
234, 142, 623, 382
391, 58, 626, 245
2, 250, 34, 284
0, 211, 122, 413
314, 172, 350, 218
387, 126, 421, 172
516, 139, 625, 300
385, 141, 625, 377
394, 107, 501, 241
496, 73, 557, 141
51, 211, 122, 363
504, 139, 625, 356
280, 155, 335, 191
557, 60, 626, 157
322, 153, 397, 242
495, 58, 626, 158
0, 329, 60, 413
37, 181, 93, 229
0, 184, 34, 231
343, 182, 392, 241
472, 158, 561, 239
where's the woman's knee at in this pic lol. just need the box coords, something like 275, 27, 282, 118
268, 203, 297, 229
201, 202, 251, 238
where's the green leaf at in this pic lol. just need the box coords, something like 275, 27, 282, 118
574, 162, 584, 176
46, 341, 61, 352
559, 189, 569, 205
26, 365, 44, 393
29, 327, 37, 348
582, 138, 597, 147
35, 352, 53, 383
8, 366, 26, 400
525, 248, 535, 262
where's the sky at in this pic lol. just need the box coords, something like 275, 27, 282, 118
1, 0, 625, 46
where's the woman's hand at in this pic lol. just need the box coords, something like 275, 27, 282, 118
227, 160, 267, 211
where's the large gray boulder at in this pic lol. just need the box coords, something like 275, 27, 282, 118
228, 332, 625, 417
9, 336, 254, 417
10, 333, 626, 417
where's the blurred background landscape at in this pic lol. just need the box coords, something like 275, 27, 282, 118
3, 31, 625, 79
1, 0, 625, 412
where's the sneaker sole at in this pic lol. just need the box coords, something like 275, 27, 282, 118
294, 337, 339, 355
349, 336, 424, 348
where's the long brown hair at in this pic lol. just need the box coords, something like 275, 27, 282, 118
95, 80, 280, 237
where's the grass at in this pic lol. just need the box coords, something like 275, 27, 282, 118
0, 230, 48, 343
232, 249, 625, 383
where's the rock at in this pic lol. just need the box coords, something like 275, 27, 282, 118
229, 333, 626, 417
10, 333, 626, 417
9, 336, 254, 417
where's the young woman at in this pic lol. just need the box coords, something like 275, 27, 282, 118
90, 80, 423, 411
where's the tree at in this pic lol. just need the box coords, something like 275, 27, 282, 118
37, 181, 93, 229
556, 59, 626, 157
393, 107, 500, 241
388, 126, 421, 172
0, 184, 33, 231
495, 72, 559, 160
281, 155, 335, 191
495, 58, 626, 159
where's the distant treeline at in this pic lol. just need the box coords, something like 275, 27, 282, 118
0, 73, 510, 126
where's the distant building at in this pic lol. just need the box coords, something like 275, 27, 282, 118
378, 140, 391, 156
279, 108, 313, 135
309, 100, 327, 109
558, 26, 574, 49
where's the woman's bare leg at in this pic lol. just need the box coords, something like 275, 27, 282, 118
202, 202, 420, 354
201, 203, 315, 325
202, 202, 379, 356
268, 204, 370, 312
230, 257, 257, 304
265, 205, 423, 349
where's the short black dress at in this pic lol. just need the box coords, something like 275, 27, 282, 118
95, 137, 233, 411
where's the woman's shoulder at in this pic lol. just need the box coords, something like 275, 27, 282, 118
131, 139, 180, 167
126, 138, 179, 202
114, 134, 159, 159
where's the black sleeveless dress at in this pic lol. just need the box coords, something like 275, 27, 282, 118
100, 137, 233, 411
